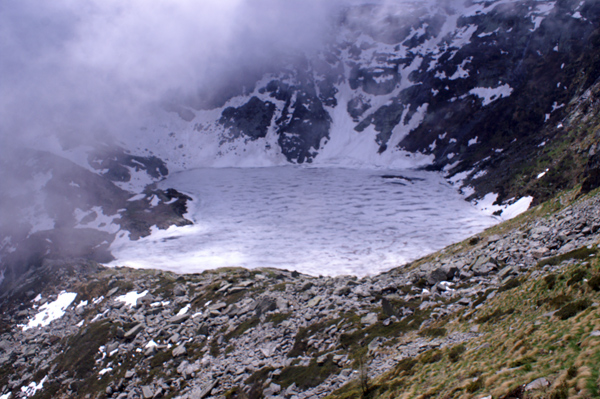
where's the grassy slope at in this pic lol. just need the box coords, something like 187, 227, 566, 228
328, 190, 600, 399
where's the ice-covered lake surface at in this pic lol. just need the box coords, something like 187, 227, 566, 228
109, 167, 499, 277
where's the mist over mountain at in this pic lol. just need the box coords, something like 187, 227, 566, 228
3, 2, 600, 398
2, 0, 600, 285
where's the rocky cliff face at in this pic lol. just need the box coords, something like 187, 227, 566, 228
151, 0, 600, 205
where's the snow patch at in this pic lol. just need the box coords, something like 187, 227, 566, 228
177, 304, 191, 316
115, 291, 148, 308
469, 84, 513, 106
22, 292, 77, 330
20, 376, 47, 397
128, 193, 146, 202
475, 193, 533, 220
149, 195, 160, 207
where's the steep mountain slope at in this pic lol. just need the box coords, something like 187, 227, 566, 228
0, 145, 192, 286
124, 0, 600, 206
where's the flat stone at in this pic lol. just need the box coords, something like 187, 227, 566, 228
307, 296, 323, 307
472, 262, 497, 276
340, 369, 353, 378
208, 302, 227, 311
217, 284, 232, 294
124, 324, 144, 339
525, 377, 549, 391
333, 354, 345, 364
198, 380, 218, 399
368, 337, 383, 353
168, 333, 180, 343
229, 286, 246, 294
174, 285, 187, 296
169, 314, 190, 324
560, 242, 576, 253
361, 313, 378, 325
106, 342, 119, 354
457, 297, 472, 306
173, 344, 187, 357
531, 247, 550, 259
141, 385, 154, 399
498, 266, 515, 279
145, 346, 157, 356
264, 383, 281, 396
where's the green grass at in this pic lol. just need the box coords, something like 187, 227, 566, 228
225, 317, 261, 342
275, 356, 341, 389
328, 251, 600, 399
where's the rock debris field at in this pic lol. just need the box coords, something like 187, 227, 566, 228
1, 192, 600, 399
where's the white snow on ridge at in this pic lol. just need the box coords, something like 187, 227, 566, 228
22, 292, 77, 330
177, 304, 191, 316
469, 84, 513, 106
20, 376, 47, 398
449, 58, 472, 80
475, 193, 533, 220
116, 290, 148, 308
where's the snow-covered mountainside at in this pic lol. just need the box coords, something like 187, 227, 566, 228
2, 0, 600, 285
120, 0, 600, 201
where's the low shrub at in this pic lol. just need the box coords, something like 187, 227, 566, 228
566, 268, 587, 286
544, 274, 557, 290
420, 349, 442, 364
466, 378, 483, 393
476, 308, 514, 324
498, 278, 522, 292
510, 356, 536, 368
447, 344, 466, 363
394, 358, 417, 376
588, 275, 600, 291
556, 299, 591, 320
418, 327, 447, 338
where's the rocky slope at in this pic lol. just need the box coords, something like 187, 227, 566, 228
1, 186, 599, 399
0, 145, 192, 286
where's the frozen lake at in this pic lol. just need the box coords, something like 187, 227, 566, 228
109, 167, 499, 276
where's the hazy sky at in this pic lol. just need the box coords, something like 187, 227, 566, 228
0, 0, 349, 150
